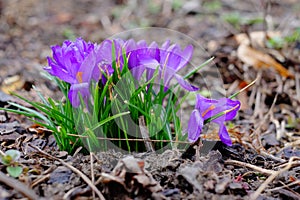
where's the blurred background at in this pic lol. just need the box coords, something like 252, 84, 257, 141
0, 0, 299, 100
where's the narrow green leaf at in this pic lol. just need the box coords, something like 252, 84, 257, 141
183, 57, 214, 79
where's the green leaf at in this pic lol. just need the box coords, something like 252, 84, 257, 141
7, 166, 23, 178
183, 57, 214, 79
0, 150, 21, 165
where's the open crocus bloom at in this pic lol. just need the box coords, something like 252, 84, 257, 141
187, 94, 241, 146
127, 40, 198, 92
45, 38, 99, 107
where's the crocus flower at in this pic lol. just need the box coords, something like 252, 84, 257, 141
124, 40, 198, 92
45, 38, 100, 107
157, 40, 198, 91
187, 94, 241, 146
95, 39, 123, 84
124, 39, 160, 81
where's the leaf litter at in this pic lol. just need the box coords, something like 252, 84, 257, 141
0, 0, 300, 199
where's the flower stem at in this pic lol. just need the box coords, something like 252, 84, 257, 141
229, 78, 257, 99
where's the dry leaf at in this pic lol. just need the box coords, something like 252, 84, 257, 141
237, 43, 294, 78
100, 156, 162, 197
1, 75, 25, 94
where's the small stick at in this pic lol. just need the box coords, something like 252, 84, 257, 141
260, 150, 286, 163
90, 152, 95, 200
266, 179, 300, 192
250, 156, 300, 200
0, 171, 39, 200
0, 149, 6, 157
28, 144, 106, 200
30, 174, 50, 188
251, 93, 278, 153
139, 116, 155, 152
225, 159, 274, 175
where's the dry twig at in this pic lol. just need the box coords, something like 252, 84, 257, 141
251, 92, 278, 153
266, 179, 300, 192
90, 152, 95, 200
0, 171, 39, 200
225, 159, 274, 175
250, 156, 300, 200
30, 174, 50, 188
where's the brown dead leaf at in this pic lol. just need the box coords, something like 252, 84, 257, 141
99, 156, 163, 198
27, 124, 53, 137
1, 75, 25, 94
237, 43, 294, 78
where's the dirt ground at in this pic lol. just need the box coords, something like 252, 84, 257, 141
0, 0, 300, 199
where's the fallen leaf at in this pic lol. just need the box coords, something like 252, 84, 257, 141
237, 43, 294, 78
100, 156, 163, 198
27, 124, 53, 137
1, 75, 24, 94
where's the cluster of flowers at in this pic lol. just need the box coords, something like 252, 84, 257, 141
45, 38, 240, 146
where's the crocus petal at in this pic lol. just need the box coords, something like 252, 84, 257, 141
148, 42, 160, 59
161, 40, 171, 51
170, 45, 194, 71
92, 64, 100, 81
195, 94, 218, 111
218, 98, 241, 121
218, 124, 232, 146
165, 52, 181, 71
68, 83, 90, 108
130, 65, 145, 81
51, 45, 65, 68
79, 51, 96, 82
124, 39, 137, 52
136, 40, 148, 49
187, 109, 204, 142
180, 45, 193, 68
161, 66, 176, 89
45, 57, 77, 84
175, 74, 199, 91
203, 97, 240, 122
46, 38, 96, 84
97, 40, 113, 62
138, 56, 160, 70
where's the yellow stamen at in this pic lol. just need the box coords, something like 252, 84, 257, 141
202, 105, 216, 117
76, 72, 83, 83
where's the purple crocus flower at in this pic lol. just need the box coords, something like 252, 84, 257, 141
158, 40, 198, 91
187, 94, 241, 146
95, 39, 123, 84
124, 40, 198, 92
45, 38, 100, 107
124, 39, 160, 81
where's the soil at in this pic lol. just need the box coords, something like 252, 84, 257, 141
1, 0, 300, 199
